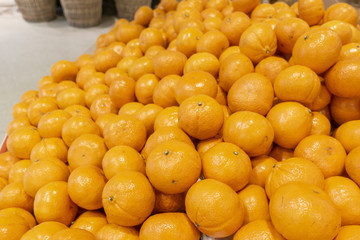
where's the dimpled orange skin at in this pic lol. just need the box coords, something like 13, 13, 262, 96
325, 59, 360, 98
185, 179, 245, 238
269, 182, 341, 240
292, 27, 342, 74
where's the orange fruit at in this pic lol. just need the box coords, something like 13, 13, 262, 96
0, 152, 19, 179
83, 71, 106, 91
218, 45, 240, 63
292, 27, 342, 74
23, 157, 70, 198
183, 52, 219, 78
134, 6, 153, 26
153, 106, 179, 130
265, 157, 325, 198
141, 126, 194, 160
55, 80, 78, 95
310, 111, 331, 135
50, 60, 78, 83
94, 48, 122, 73
202, 142, 251, 191
201, 8, 223, 19
0, 181, 34, 212
220, 11, 251, 46
139, 27, 165, 53
324, 2, 359, 27
56, 87, 85, 109
152, 49, 187, 78
339, 43, 360, 61
118, 102, 144, 115
294, 134, 346, 178
133, 103, 163, 136
8, 159, 31, 184
274, 17, 310, 54
38, 82, 57, 98
85, 84, 109, 108
345, 146, 360, 186
266, 102, 312, 149
67, 133, 107, 170
21, 89, 39, 105
231, 0, 260, 14
185, 178, 244, 238
102, 145, 145, 180
128, 56, 154, 81
176, 27, 203, 57
109, 75, 136, 108
12, 102, 28, 119
70, 211, 107, 235
27, 97, 59, 126
269, 182, 341, 240
298, 0, 324, 26
135, 73, 159, 104
30, 137, 68, 163
335, 225, 360, 240
76, 65, 96, 89
34, 181, 77, 225
223, 111, 274, 157
322, 20, 353, 45
233, 220, 284, 240
95, 223, 139, 240
306, 82, 332, 111
37, 109, 70, 138
68, 166, 106, 210
178, 94, 223, 140
227, 72, 274, 115
175, 71, 218, 104
51, 228, 95, 240
76, 53, 95, 68
117, 56, 138, 74
324, 176, 360, 225
7, 126, 41, 159
239, 23, 277, 64
325, 59, 360, 98
330, 96, 360, 125
335, 120, 360, 153
254, 56, 290, 85
203, 16, 222, 32
115, 22, 143, 44
0, 213, 31, 240
238, 185, 270, 225
152, 74, 180, 107
64, 104, 92, 118
145, 45, 166, 60
218, 52, 254, 92
250, 3, 276, 22
139, 212, 200, 239
274, 65, 321, 105
61, 115, 100, 147
102, 171, 155, 226
90, 94, 118, 120
196, 29, 229, 58
0, 207, 36, 228
154, 190, 186, 213
0, 176, 8, 190
95, 113, 117, 136
350, 24, 360, 42
146, 140, 201, 194
18, 221, 67, 240
104, 67, 127, 87
249, 155, 278, 188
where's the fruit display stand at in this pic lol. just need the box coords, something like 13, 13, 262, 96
1, 0, 360, 239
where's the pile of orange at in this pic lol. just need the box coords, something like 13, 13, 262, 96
1, 0, 360, 239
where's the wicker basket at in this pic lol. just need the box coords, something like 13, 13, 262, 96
60, 0, 103, 28
114, 0, 152, 20
15, 0, 57, 22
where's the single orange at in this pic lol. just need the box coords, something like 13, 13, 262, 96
135, 73, 159, 104
8, 159, 31, 184
102, 145, 146, 180
6, 116, 31, 136
335, 120, 360, 153
322, 20, 353, 45
153, 106, 179, 130
6, 126, 41, 159
329, 96, 360, 125
266, 102, 312, 149
298, 0, 324, 26
51, 60, 78, 83
202, 142, 251, 191
324, 2, 359, 27
133, 103, 163, 136
185, 179, 244, 238
183, 52, 219, 78
176, 27, 204, 57
178, 94, 223, 140
0, 213, 31, 240
231, 0, 260, 14
345, 146, 360, 186
102, 171, 155, 226
310, 111, 331, 135
152, 74, 180, 107
38, 109, 78, 137
249, 155, 278, 188
0, 181, 34, 212
152, 49, 187, 78
196, 29, 229, 58
109, 75, 136, 108
220, 11, 251, 46
51, 228, 95, 240
27, 97, 59, 126
139, 212, 200, 239
335, 225, 360, 240
223, 111, 274, 157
